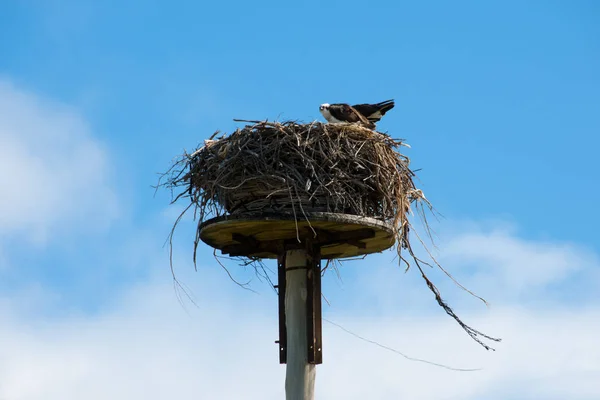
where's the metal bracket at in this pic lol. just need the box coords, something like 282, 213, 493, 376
306, 242, 323, 364
277, 251, 287, 364
276, 243, 323, 365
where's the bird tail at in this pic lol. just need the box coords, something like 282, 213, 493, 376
375, 99, 395, 113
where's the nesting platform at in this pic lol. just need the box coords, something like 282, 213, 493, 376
199, 211, 395, 259
160, 121, 502, 355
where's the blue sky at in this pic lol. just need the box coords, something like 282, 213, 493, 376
1, 1, 599, 399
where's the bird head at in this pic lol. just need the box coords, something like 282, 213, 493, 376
319, 103, 330, 111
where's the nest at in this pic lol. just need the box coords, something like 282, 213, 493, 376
159, 120, 501, 351
184, 121, 422, 242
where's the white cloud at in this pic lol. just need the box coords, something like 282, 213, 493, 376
0, 223, 599, 400
322, 306, 600, 400
439, 225, 600, 304
0, 79, 117, 245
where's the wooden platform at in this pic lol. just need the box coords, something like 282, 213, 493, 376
199, 212, 395, 259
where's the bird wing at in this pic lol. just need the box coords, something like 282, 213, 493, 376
353, 100, 395, 122
329, 104, 376, 129
345, 104, 376, 129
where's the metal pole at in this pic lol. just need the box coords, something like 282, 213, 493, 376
285, 249, 316, 400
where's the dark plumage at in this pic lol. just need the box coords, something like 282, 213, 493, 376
319, 103, 376, 129
352, 99, 395, 123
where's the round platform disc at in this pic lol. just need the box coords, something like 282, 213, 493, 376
199, 212, 395, 259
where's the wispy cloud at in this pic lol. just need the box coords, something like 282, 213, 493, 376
0, 79, 118, 247
439, 223, 600, 305
0, 221, 598, 399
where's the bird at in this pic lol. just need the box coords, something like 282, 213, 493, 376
351, 99, 395, 123
319, 103, 375, 129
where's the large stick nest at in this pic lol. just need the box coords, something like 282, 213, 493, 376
159, 120, 501, 351
185, 120, 422, 241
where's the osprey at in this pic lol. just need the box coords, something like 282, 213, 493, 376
319, 103, 376, 129
319, 99, 395, 129
352, 99, 395, 123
